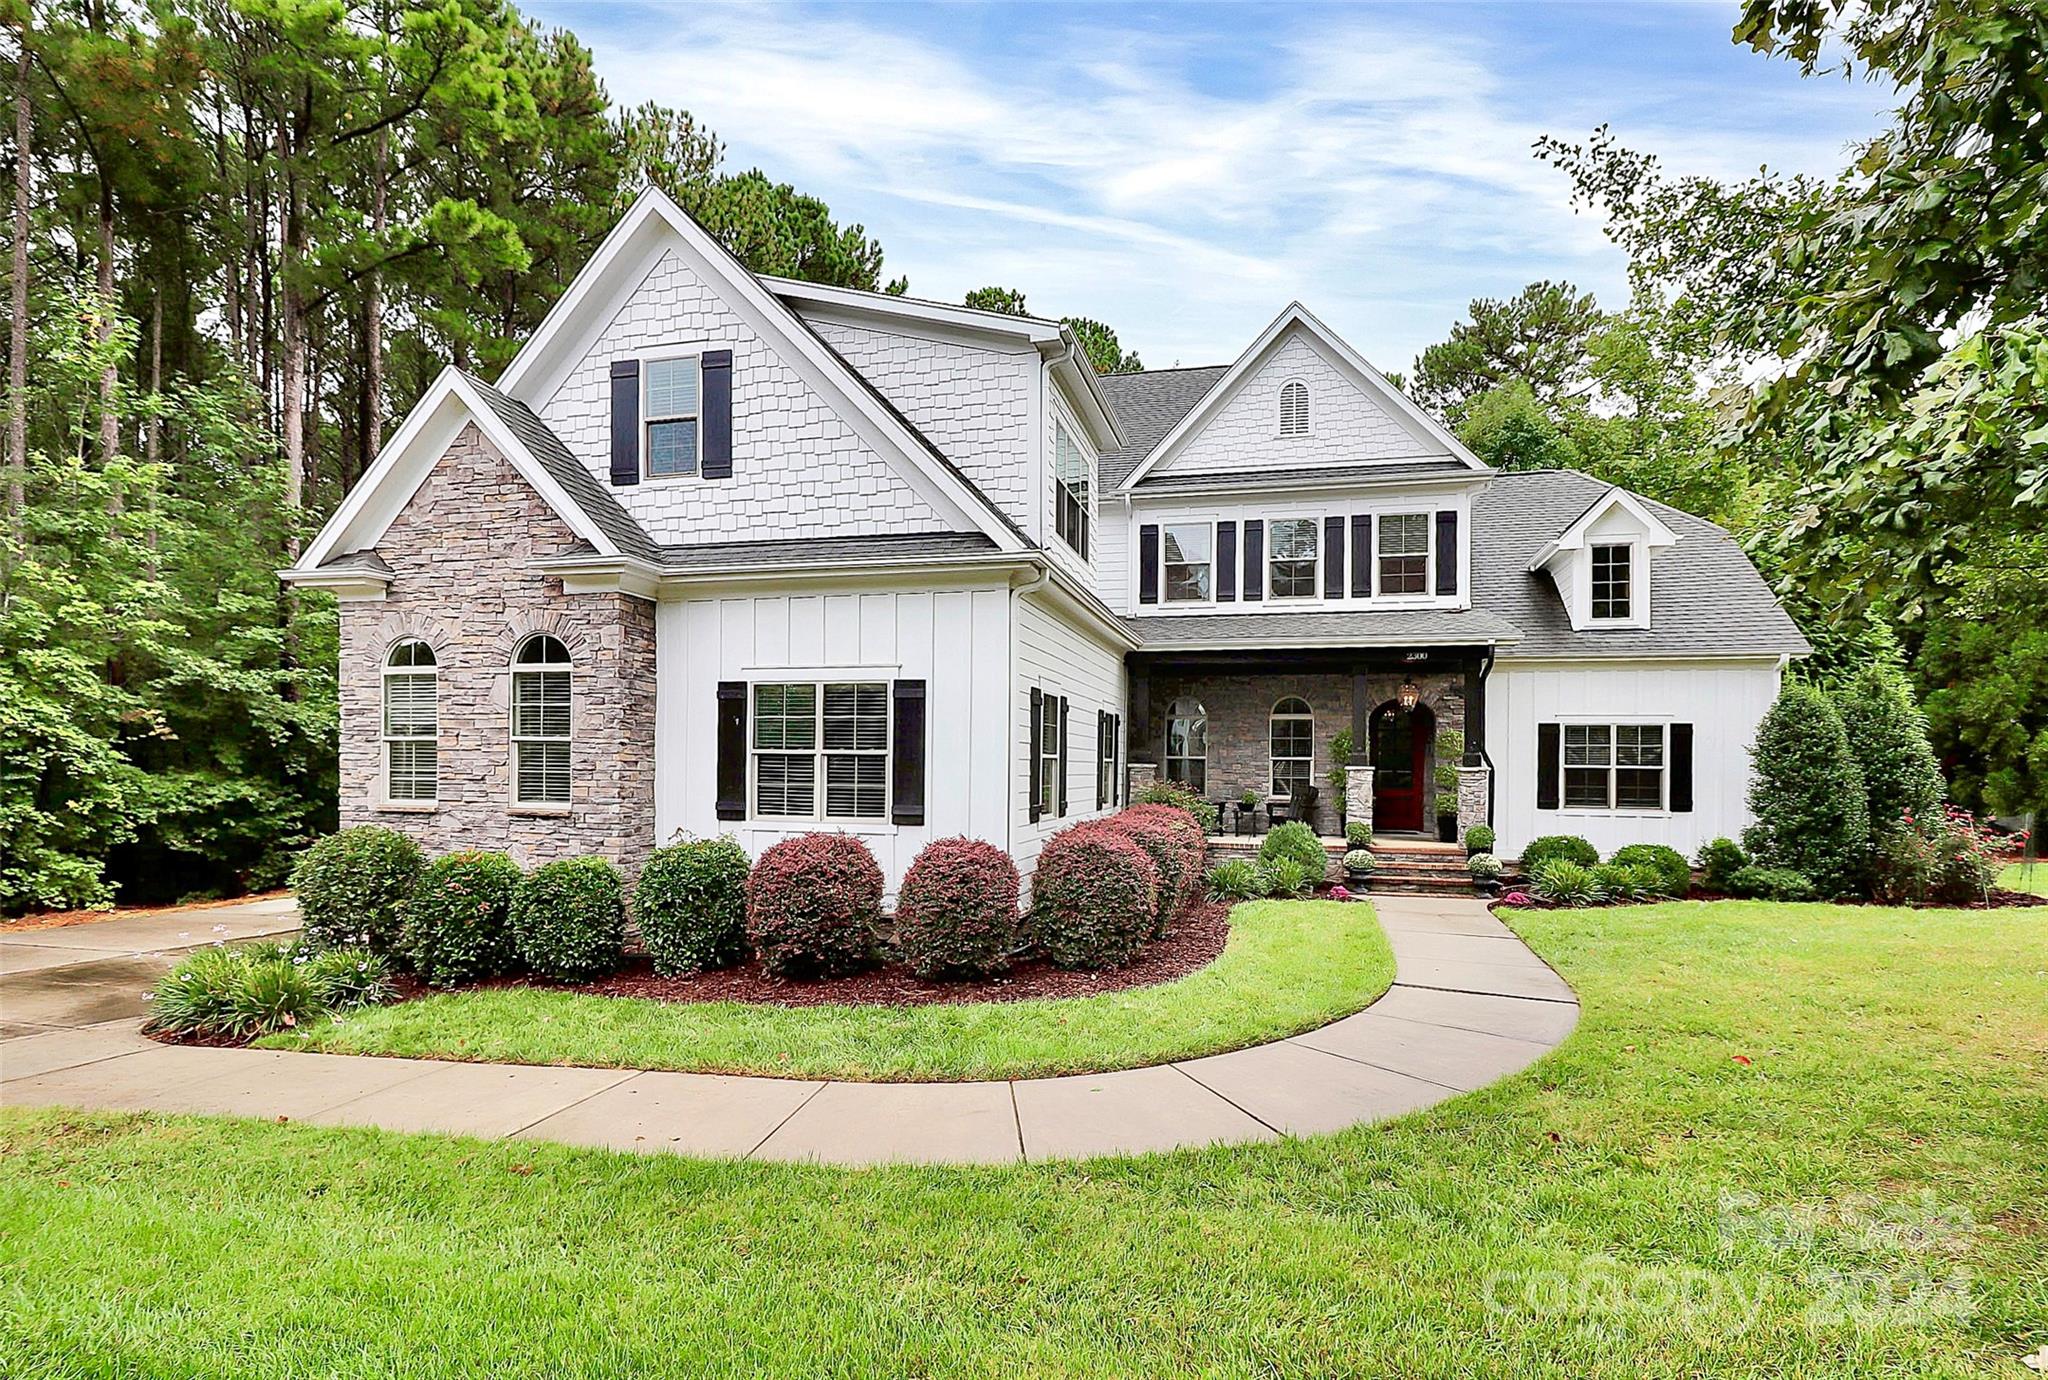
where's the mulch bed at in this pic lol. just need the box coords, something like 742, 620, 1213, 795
390, 899, 1234, 1011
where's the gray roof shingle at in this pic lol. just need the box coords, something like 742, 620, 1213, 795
463, 373, 664, 564
1095, 366, 1229, 488
1127, 607, 1522, 650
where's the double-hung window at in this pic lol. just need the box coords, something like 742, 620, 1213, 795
1591, 543, 1632, 620
382, 640, 438, 802
511, 635, 573, 805
1268, 518, 1318, 599
1377, 513, 1430, 595
644, 355, 701, 478
1562, 723, 1665, 810
752, 682, 889, 821
1038, 692, 1062, 811
1162, 523, 1213, 602
1053, 422, 1091, 559
1270, 697, 1314, 795
1165, 698, 1206, 793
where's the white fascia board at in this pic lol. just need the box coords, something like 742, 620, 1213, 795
766, 277, 1064, 344
276, 566, 390, 601
534, 548, 1043, 597
1139, 628, 1518, 653
1044, 329, 1128, 453
492, 186, 1026, 553
1119, 302, 1488, 490
1038, 564, 1143, 651
1131, 468, 1489, 503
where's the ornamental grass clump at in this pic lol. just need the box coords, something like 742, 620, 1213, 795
747, 833, 884, 978
1259, 858, 1314, 899
635, 836, 752, 976
1531, 858, 1603, 908
290, 825, 424, 955
399, 851, 524, 988
509, 856, 627, 983
1204, 859, 1264, 902
146, 941, 390, 1042
1029, 822, 1159, 970
891, 837, 1021, 979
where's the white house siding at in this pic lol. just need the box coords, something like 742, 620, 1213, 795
539, 249, 947, 544
654, 581, 1013, 892
1011, 592, 1129, 880
1155, 332, 1447, 478
805, 317, 1039, 536
1092, 508, 1129, 614
1486, 658, 1784, 861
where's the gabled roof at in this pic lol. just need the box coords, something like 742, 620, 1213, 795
1525, 485, 1679, 573
1114, 302, 1490, 490
1096, 365, 1231, 489
489, 185, 1027, 552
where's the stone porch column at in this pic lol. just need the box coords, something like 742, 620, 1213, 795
1127, 761, 1159, 800
1456, 763, 1491, 845
1345, 756, 1373, 839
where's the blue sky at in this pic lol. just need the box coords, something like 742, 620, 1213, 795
525, 1, 1890, 372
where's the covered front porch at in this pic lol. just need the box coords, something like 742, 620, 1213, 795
1124, 645, 1496, 846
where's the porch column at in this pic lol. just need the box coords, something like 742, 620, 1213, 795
1126, 663, 1155, 800
1347, 670, 1373, 838
1457, 655, 1491, 843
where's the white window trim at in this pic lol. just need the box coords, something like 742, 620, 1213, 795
1554, 718, 1670, 816
381, 640, 438, 806
1373, 511, 1435, 601
641, 344, 708, 483
1052, 418, 1093, 562
1269, 699, 1315, 797
1265, 515, 1320, 601
1584, 539, 1648, 628
1278, 378, 1311, 437
1159, 518, 1219, 606
510, 636, 574, 809
747, 679, 893, 825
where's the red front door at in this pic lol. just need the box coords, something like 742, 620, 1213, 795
1371, 704, 1432, 833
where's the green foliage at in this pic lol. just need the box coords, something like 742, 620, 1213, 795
1918, 613, 2048, 820
1589, 863, 1637, 900
1257, 859, 1314, 900
1133, 780, 1219, 836
1464, 824, 1496, 853
1531, 859, 1603, 907
145, 941, 389, 1041
1696, 837, 1749, 893
295, 945, 397, 1011
1413, 280, 1607, 419
1744, 682, 1870, 897
1063, 316, 1143, 375
964, 286, 1030, 315
1609, 844, 1690, 898
1433, 731, 1464, 791
634, 837, 752, 976
510, 857, 626, 984
1522, 835, 1599, 872
1204, 859, 1265, 903
291, 827, 425, 955
1833, 666, 1945, 834
1726, 866, 1817, 903
399, 852, 524, 988
1434, 791, 1459, 818
1456, 380, 1581, 471
1345, 821, 1373, 850
1258, 821, 1325, 876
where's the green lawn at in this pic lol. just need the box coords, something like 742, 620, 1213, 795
5, 899, 2045, 1378
255, 899, 1396, 1081
2000, 860, 2048, 897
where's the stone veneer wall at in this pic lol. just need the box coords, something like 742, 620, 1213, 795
1134, 670, 1466, 835
338, 423, 657, 876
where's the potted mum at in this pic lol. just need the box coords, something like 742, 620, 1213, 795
1343, 849, 1376, 890
1467, 851, 1502, 896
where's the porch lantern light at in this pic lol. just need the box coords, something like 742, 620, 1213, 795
1397, 679, 1420, 712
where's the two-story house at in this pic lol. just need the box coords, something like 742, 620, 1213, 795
284, 186, 1807, 888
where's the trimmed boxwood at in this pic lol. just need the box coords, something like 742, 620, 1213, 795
399, 851, 524, 988
635, 836, 752, 976
509, 856, 626, 983
1696, 836, 1749, 893
747, 833, 884, 978
1520, 834, 1598, 873
892, 837, 1021, 979
290, 825, 425, 955
1029, 822, 1159, 970
1727, 864, 1817, 902
1259, 820, 1326, 878
1609, 844, 1690, 899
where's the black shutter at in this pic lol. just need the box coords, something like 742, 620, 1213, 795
1669, 723, 1694, 813
1242, 520, 1264, 602
1028, 687, 1043, 822
1138, 525, 1160, 605
609, 359, 641, 486
1095, 710, 1108, 810
1435, 510, 1459, 597
1057, 696, 1070, 817
715, 681, 746, 820
1324, 515, 1345, 600
1111, 713, 1122, 805
1216, 521, 1237, 602
1350, 515, 1371, 598
700, 348, 733, 479
1536, 722, 1561, 811
891, 679, 926, 825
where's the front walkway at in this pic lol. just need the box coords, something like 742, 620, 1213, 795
1, 894, 1577, 1166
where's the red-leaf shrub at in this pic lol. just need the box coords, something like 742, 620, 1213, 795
1103, 805, 1208, 933
746, 833, 884, 978
892, 837, 1021, 979
1028, 822, 1159, 970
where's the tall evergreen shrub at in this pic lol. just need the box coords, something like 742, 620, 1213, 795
1743, 682, 1868, 897
1832, 665, 1945, 834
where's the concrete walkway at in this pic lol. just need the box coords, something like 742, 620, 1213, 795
2, 894, 1577, 1166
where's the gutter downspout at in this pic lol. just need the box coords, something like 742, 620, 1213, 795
1477, 647, 1497, 832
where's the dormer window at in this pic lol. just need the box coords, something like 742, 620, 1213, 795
1278, 380, 1310, 436
644, 355, 701, 478
1591, 544, 1632, 620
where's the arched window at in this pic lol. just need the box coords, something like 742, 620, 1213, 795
1165, 697, 1207, 794
1270, 696, 1314, 796
383, 640, 438, 802
512, 634, 573, 805
1279, 379, 1310, 436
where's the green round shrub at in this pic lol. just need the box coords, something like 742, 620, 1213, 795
510, 856, 626, 983
1696, 837, 1749, 892
1833, 665, 1944, 835
892, 837, 1021, 979
1345, 821, 1373, 850
1521, 835, 1598, 873
1205, 859, 1264, 902
399, 851, 524, 988
1465, 824, 1496, 854
1259, 820, 1326, 876
1531, 858, 1602, 907
1744, 680, 1868, 897
1132, 780, 1219, 836
635, 836, 752, 976
290, 826, 425, 955
1609, 844, 1690, 898
747, 834, 884, 978
1726, 865, 1817, 902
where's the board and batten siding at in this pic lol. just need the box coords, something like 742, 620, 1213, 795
655, 584, 1013, 891
1486, 658, 1784, 861
1011, 591, 1129, 879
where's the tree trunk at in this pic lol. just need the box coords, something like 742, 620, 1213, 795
6, 28, 31, 538
145, 284, 161, 464
361, 124, 386, 480
279, 127, 305, 559
96, 188, 118, 467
